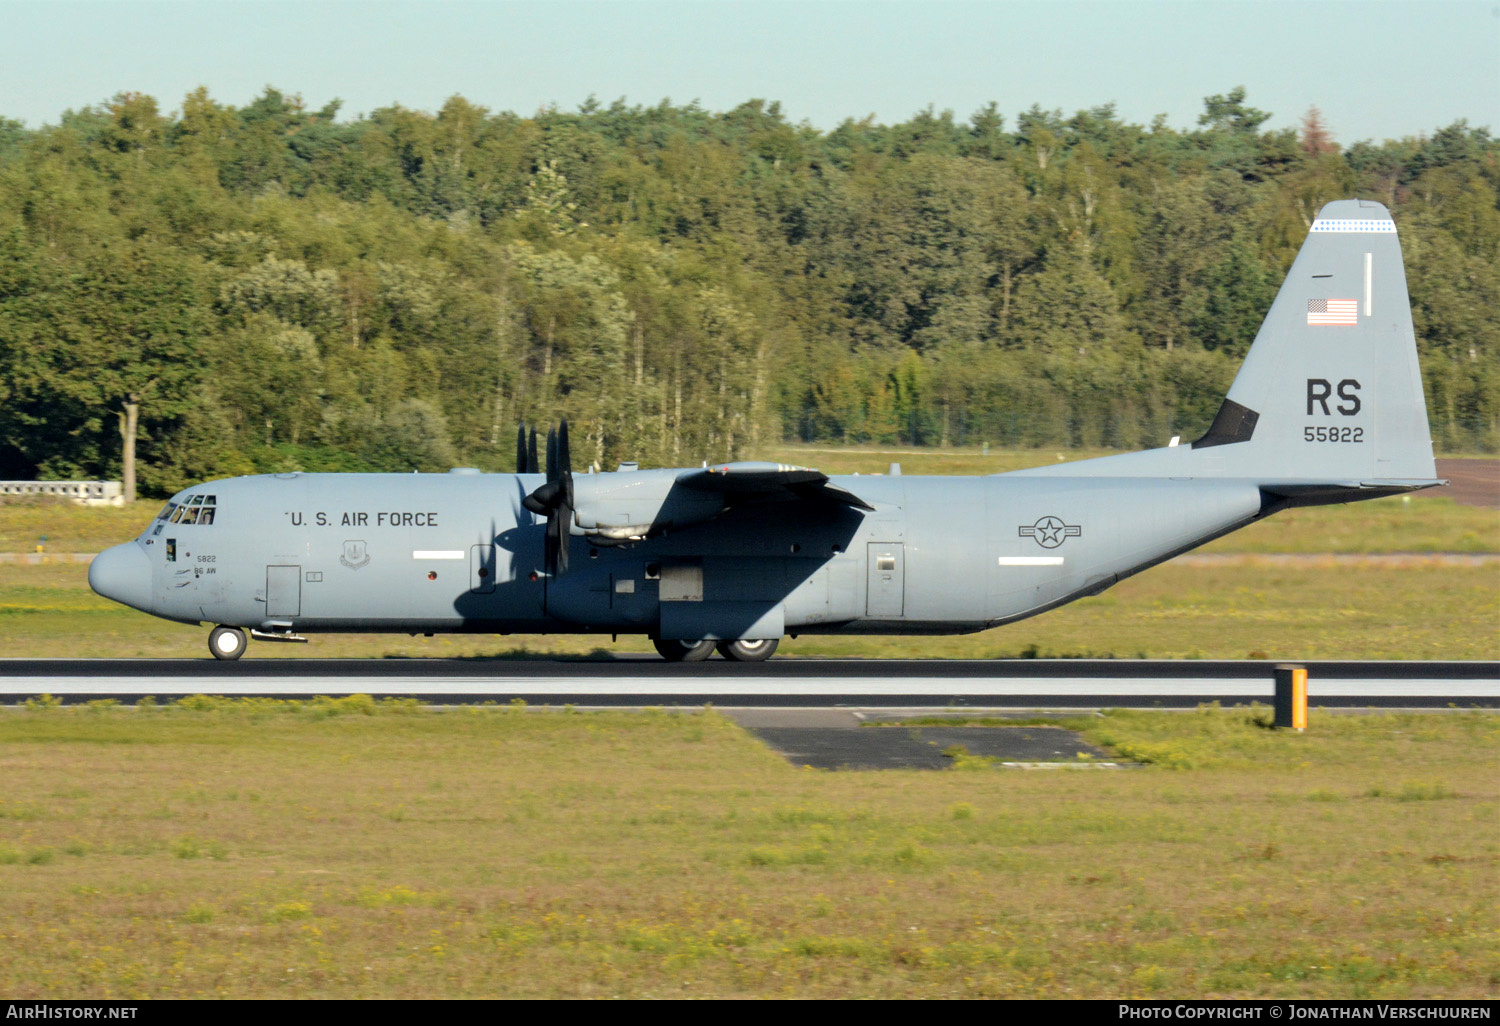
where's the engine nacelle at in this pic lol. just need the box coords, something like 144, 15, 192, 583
568, 469, 725, 544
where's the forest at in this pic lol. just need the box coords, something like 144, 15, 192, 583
0, 85, 1495, 500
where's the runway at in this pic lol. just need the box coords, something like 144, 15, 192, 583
1, 658, 1495, 708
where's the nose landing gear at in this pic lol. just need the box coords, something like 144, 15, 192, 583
208, 625, 247, 661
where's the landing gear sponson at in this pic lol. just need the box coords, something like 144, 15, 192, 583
206, 628, 779, 662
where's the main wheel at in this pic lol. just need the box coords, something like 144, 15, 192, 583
715, 638, 780, 662
652, 638, 715, 662
208, 625, 247, 661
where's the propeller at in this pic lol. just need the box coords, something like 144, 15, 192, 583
521, 420, 574, 575
515, 424, 540, 474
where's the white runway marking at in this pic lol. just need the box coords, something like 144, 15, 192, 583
0, 676, 1493, 698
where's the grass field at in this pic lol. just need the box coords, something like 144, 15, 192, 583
0, 702, 1493, 999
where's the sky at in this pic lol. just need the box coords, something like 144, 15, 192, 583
2, 0, 1496, 144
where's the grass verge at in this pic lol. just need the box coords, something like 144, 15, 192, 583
0, 701, 1494, 998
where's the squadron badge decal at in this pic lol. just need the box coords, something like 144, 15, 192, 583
1019, 516, 1081, 549
340, 539, 370, 570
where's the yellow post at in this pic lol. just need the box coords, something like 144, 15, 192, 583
1274, 665, 1307, 731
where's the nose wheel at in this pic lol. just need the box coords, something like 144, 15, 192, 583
208, 626, 247, 661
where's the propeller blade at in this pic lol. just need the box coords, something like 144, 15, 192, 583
522, 421, 575, 576
527, 428, 539, 475
515, 424, 528, 475
557, 419, 574, 507
556, 419, 573, 573
544, 508, 561, 576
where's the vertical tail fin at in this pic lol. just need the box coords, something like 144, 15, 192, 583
1196, 198, 1436, 486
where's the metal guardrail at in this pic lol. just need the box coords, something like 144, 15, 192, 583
0, 481, 123, 506
0, 553, 97, 564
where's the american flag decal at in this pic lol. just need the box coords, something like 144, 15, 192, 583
1307, 298, 1358, 326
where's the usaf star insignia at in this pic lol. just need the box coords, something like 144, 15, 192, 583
1019, 516, 1082, 549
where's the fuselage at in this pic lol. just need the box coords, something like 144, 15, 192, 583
90, 467, 1265, 638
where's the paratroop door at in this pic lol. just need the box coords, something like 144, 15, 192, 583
865, 543, 904, 617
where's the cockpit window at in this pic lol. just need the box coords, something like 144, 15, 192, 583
163, 495, 218, 525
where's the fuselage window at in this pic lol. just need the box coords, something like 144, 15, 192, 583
166, 539, 176, 562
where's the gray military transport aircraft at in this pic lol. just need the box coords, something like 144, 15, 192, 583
89, 199, 1442, 661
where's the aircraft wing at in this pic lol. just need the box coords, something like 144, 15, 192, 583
675, 462, 874, 510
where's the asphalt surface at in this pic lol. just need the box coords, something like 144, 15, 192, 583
1435, 458, 1500, 509
0, 658, 1494, 707
748, 725, 1117, 770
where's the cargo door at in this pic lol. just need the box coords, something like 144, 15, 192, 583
266, 565, 301, 617
865, 543, 904, 617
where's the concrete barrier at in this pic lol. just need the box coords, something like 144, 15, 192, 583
0, 481, 124, 507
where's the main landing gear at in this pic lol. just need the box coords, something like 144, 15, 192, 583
208, 625, 247, 661
652, 637, 780, 662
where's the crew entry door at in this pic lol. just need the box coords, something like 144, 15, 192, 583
266, 565, 301, 617
866, 543, 904, 617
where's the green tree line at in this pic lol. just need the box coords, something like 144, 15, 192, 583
0, 87, 1495, 499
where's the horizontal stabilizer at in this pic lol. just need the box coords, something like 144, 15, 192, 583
1258, 478, 1447, 508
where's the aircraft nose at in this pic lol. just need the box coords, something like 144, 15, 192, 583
88, 543, 153, 614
